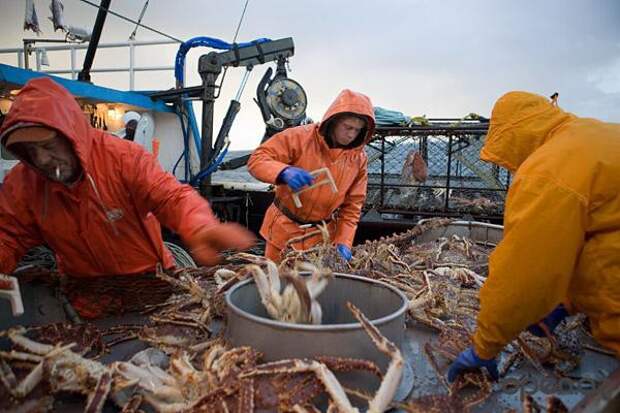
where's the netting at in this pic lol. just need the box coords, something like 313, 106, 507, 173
365, 121, 509, 219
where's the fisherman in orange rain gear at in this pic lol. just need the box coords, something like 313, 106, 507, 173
0, 77, 255, 318
448, 91, 620, 382
248, 89, 376, 263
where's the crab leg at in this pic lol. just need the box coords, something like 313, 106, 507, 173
241, 359, 358, 412
250, 264, 283, 320
347, 302, 404, 413
281, 272, 312, 322
0, 350, 44, 363
12, 359, 44, 398
120, 394, 144, 413
316, 356, 382, 378
8, 328, 55, 355
0, 358, 17, 391
423, 342, 450, 391
85, 371, 113, 413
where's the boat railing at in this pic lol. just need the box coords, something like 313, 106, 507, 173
0, 39, 179, 91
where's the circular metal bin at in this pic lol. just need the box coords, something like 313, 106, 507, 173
226, 273, 410, 401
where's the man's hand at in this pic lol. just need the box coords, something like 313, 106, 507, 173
185, 223, 256, 266
447, 347, 498, 382
277, 166, 314, 191
526, 304, 569, 337
336, 244, 352, 261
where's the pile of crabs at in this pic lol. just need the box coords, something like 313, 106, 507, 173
0, 219, 603, 412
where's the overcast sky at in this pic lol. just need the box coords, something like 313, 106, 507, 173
1, 0, 619, 150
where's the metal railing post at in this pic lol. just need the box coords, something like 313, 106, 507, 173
35, 49, 41, 71
444, 135, 453, 211
129, 43, 135, 90
2, 40, 178, 88
23, 40, 30, 70
380, 137, 385, 208
70, 47, 77, 79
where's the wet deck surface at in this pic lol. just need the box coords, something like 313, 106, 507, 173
1, 280, 618, 412
401, 322, 619, 412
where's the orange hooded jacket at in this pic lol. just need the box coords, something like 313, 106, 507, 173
473, 91, 620, 359
0, 78, 218, 277
247, 89, 375, 258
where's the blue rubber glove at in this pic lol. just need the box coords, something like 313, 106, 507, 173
526, 304, 569, 337
336, 244, 352, 261
277, 166, 314, 192
447, 347, 499, 382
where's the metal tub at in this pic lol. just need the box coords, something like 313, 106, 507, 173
226, 273, 411, 401
414, 219, 504, 244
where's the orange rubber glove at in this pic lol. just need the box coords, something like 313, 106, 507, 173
185, 223, 256, 266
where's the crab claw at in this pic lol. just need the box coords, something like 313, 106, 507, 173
249, 264, 283, 320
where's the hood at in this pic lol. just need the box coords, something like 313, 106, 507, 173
0, 77, 93, 172
318, 89, 376, 148
480, 91, 574, 173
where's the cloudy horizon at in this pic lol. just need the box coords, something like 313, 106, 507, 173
1, 0, 619, 150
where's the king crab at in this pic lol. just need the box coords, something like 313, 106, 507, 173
1, 303, 401, 413
238, 253, 332, 325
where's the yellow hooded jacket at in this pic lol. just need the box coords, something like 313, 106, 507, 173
473, 91, 620, 359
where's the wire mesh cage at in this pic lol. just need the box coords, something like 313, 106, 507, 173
365, 120, 510, 220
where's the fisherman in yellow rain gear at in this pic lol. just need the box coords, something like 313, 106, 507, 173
448, 91, 620, 382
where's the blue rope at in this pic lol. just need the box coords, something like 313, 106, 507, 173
174, 36, 271, 86
184, 100, 202, 155
190, 145, 229, 186
172, 110, 190, 182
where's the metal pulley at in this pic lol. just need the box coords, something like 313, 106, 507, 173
219, 57, 307, 170
265, 77, 307, 125
255, 56, 308, 132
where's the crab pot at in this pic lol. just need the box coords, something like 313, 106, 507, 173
226, 273, 411, 404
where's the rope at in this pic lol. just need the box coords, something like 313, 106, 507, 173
232, 0, 251, 43
76, 0, 183, 43
164, 241, 197, 268
174, 36, 270, 86
190, 142, 230, 186
128, 0, 150, 40
15, 246, 57, 272
13, 243, 195, 285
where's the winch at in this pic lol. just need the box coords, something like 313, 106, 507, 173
219, 56, 308, 171
256, 56, 308, 133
